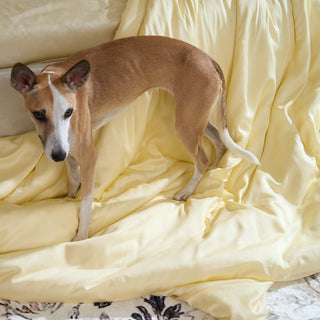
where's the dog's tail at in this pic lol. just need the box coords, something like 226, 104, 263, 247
212, 60, 260, 166
219, 125, 260, 165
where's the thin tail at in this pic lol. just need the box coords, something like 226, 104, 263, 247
212, 59, 260, 166
219, 126, 260, 165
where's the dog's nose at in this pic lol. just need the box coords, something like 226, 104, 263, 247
51, 149, 67, 162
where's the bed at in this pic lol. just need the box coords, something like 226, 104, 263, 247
0, 1, 319, 319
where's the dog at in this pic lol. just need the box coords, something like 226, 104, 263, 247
10, 36, 259, 241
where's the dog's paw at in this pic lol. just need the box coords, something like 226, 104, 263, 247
67, 193, 76, 199
173, 188, 192, 201
67, 190, 78, 199
72, 232, 88, 242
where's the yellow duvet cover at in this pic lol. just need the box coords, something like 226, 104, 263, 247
1, 1, 320, 319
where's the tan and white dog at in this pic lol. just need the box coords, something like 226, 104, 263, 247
10, 36, 259, 241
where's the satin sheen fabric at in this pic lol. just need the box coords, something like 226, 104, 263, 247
0, 1, 320, 319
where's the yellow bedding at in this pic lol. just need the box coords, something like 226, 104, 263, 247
1, 1, 320, 319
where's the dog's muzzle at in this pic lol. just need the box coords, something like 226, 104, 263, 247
51, 149, 67, 162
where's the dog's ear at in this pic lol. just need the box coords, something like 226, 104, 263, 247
63, 60, 90, 90
11, 63, 37, 93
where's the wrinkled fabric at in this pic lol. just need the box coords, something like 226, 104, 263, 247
0, 1, 320, 319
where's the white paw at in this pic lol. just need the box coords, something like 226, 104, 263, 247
173, 188, 192, 201
72, 231, 88, 242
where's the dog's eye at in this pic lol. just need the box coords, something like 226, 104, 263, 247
32, 110, 46, 121
64, 108, 73, 119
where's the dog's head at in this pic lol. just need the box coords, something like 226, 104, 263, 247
10, 60, 90, 162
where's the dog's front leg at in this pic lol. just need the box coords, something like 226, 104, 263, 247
72, 148, 98, 242
66, 155, 81, 198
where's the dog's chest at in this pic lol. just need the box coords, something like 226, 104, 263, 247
91, 105, 127, 131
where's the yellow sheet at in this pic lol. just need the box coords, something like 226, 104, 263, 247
1, 1, 320, 319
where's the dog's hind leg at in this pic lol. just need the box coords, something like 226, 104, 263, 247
172, 75, 223, 201
174, 120, 226, 201
172, 126, 210, 201
173, 106, 211, 201
173, 164, 203, 201
205, 121, 227, 167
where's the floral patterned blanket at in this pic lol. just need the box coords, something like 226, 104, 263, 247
1, 274, 320, 320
